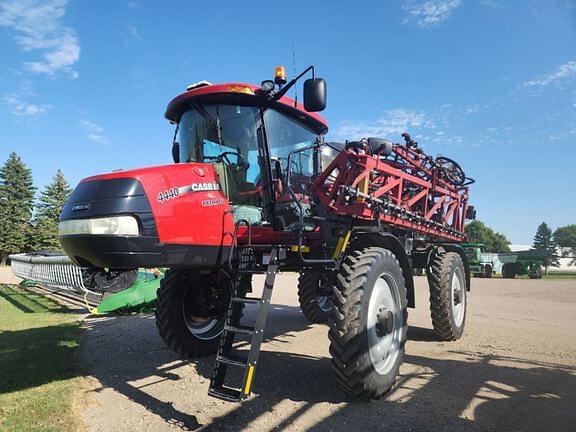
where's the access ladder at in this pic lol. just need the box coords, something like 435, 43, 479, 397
208, 247, 282, 401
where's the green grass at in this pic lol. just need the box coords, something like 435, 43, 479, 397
0, 285, 84, 432
542, 272, 576, 279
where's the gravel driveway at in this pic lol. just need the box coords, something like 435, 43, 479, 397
80, 275, 576, 432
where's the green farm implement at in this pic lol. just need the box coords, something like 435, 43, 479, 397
498, 249, 548, 279
462, 243, 493, 278
9, 252, 163, 313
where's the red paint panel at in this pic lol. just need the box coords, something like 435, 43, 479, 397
83, 163, 234, 246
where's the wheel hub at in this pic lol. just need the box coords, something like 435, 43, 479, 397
376, 306, 394, 337
182, 272, 231, 340
453, 290, 461, 305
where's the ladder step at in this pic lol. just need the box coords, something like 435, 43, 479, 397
231, 297, 261, 305
216, 355, 248, 368
224, 325, 254, 335
239, 270, 266, 275
208, 386, 242, 402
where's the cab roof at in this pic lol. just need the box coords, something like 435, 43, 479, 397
165, 82, 328, 135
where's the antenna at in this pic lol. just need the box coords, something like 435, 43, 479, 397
292, 41, 297, 107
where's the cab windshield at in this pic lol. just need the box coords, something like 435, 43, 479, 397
178, 103, 318, 229
178, 104, 317, 178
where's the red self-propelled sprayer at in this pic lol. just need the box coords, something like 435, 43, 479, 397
58, 65, 475, 401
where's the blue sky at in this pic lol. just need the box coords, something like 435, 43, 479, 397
0, 0, 575, 243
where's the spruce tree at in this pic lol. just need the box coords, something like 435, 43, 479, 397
31, 169, 73, 251
0, 152, 36, 264
533, 222, 560, 274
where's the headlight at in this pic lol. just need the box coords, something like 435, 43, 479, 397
59, 216, 139, 236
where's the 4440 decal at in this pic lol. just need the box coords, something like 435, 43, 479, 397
157, 182, 221, 203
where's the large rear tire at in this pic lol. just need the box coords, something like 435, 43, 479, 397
297, 272, 333, 323
329, 247, 408, 398
428, 252, 467, 341
502, 263, 516, 279
155, 269, 232, 358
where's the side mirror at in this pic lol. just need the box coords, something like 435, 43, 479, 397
172, 141, 180, 163
303, 78, 326, 112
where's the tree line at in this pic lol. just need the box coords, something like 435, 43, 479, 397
535, 222, 576, 270
0, 152, 72, 264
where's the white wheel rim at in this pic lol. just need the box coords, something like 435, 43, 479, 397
183, 315, 221, 340
451, 267, 466, 327
367, 274, 403, 375
317, 295, 332, 312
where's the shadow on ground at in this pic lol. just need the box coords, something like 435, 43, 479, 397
0, 285, 73, 314
0, 285, 83, 395
80, 302, 576, 432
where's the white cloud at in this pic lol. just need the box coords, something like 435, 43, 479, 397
80, 120, 108, 144
402, 0, 462, 28
334, 108, 435, 140
3, 95, 51, 116
480, 0, 512, 8
523, 61, 576, 88
0, 0, 80, 77
126, 23, 141, 40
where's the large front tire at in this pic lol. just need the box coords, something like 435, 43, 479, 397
428, 252, 467, 341
329, 247, 408, 398
155, 269, 231, 358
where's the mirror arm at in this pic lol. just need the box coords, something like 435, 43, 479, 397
172, 124, 180, 163
273, 65, 314, 100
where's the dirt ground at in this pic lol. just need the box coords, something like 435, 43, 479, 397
0, 266, 22, 285
76, 274, 576, 432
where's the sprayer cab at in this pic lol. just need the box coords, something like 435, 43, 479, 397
59, 66, 328, 269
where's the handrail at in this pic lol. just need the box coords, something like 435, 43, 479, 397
286, 143, 335, 265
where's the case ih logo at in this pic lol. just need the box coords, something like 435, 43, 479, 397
157, 183, 221, 203
72, 203, 91, 211
184, 182, 220, 192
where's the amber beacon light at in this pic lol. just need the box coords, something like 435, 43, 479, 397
274, 65, 287, 86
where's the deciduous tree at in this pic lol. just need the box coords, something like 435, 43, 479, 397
465, 220, 510, 253
553, 225, 576, 265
